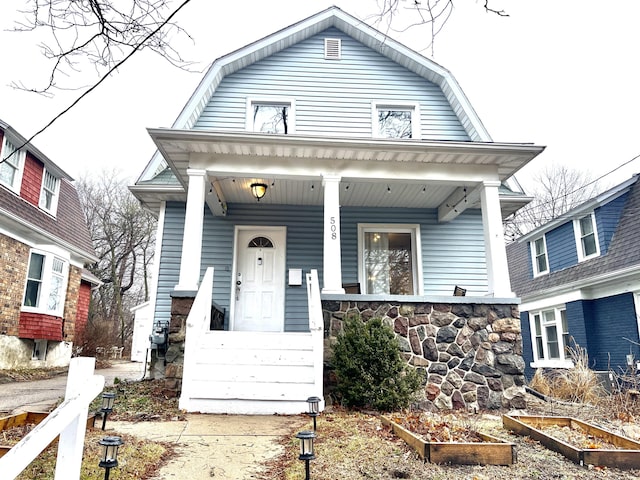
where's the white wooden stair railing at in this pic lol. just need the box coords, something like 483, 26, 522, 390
0, 357, 105, 480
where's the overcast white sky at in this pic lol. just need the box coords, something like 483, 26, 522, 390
0, 0, 639, 191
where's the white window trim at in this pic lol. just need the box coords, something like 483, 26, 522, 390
39, 168, 60, 215
22, 245, 70, 317
246, 97, 296, 134
530, 235, 549, 277
357, 223, 423, 295
573, 212, 600, 262
372, 101, 421, 140
0, 136, 26, 194
529, 305, 574, 369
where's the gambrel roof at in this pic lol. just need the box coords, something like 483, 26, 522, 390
507, 175, 640, 301
137, 6, 495, 183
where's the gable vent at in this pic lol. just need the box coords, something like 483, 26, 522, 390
324, 38, 341, 60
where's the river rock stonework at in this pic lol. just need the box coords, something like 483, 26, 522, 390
322, 300, 526, 411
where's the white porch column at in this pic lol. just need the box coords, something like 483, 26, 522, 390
322, 174, 345, 294
480, 180, 514, 297
176, 169, 207, 291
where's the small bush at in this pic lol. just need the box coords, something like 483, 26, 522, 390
331, 315, 421, 411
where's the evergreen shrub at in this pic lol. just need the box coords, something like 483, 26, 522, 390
332, 315, 422, 411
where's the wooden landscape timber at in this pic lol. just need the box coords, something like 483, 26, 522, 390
381, 415, 516, 465
503, 415, 640, 469
0, 411, 97, 458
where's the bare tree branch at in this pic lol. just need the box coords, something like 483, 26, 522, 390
12, 0, 196, 95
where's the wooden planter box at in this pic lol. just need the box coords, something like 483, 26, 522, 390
503, 415, 640, 469
0, 411, 97, 458
381, 415, 516, 465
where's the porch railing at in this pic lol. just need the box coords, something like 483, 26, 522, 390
0, 357, 105, 480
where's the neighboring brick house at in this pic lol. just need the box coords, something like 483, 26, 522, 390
0, 118, 98, 369
507, 175, 640, 378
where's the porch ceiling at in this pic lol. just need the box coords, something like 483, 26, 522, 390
145, 128, 544, 214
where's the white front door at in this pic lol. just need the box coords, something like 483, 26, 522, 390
233, 227, 286, 331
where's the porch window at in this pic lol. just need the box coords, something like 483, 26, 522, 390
574, 213, 599, 261
0, 137, 26, 193
358, 224, 421, 295
23, 248, 69, 317
247, 98, 295, 134
373, 102, 421, 140
39, 169, 60, 214
530, 236, 548, 276
530, 306, 572, 368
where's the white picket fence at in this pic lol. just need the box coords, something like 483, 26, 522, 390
0, 357, 105, 479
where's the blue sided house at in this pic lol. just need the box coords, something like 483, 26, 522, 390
507, 175, 640, 379
130, 7, 545, 414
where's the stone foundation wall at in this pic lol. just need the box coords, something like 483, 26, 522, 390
322, 300, 526, 411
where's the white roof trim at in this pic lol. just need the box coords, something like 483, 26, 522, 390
137, 6, 492, 182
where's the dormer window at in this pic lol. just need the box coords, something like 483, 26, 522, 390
0, 137, 25, 193
40, 170, 60, 214
247, 98, 295, 134
574, 213, 600, 261
373, 102, 421, 139
530, 236, 549, 276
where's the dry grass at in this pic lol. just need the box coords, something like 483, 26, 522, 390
15, 429, 173, 480
529, 343, 605, 404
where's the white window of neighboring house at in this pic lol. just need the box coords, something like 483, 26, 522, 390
530, 236, 549, 276
246, 98, 295, 134
373, 102, 421, 140
23, 248, 70, 317
358, 224, 422, 295
574, 213, 600, 261
531, 307, 572, 368
0, 136, 26, 193
39, 169, 60, 214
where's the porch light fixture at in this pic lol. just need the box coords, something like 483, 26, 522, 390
306, 396, 321, 431
250, 182, 268, 201
296, 430, 316, 480
100, 392, 116, 430
98, 435, 123, 480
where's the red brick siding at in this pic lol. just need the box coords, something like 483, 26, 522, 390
74, 281, 92, 342
18, 312, 63, 340
20, 153, 44, 207
0, 233, 29, 336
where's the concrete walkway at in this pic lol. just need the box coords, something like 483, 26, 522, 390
0, 361, 145, 414
112, 414, 308, 479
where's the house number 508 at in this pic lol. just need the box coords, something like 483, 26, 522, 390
330, 216, 337, 240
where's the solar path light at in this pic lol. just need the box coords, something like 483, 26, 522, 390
100, 392, 116, 431
306, 396, 321, 431
98, 435, 123, 480
296, 430, 316, 480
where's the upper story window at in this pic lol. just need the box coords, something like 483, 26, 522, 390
39, 169, 60, 214
23, 248, 69, 317
247, 98, 295, 134
0, 137, 26, 193
530, 236, 549, 276
373, 102, 421, 140
358, 224, 422, 295
531, 306, 572, 368
574, 213, 600, 261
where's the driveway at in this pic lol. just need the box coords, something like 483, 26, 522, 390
0, 361, 145, 414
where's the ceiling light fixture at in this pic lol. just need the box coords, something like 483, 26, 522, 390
250, 182, 268, 201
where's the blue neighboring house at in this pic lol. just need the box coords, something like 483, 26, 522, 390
507, 175, 640, 378
131, 7, 545, 414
